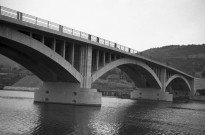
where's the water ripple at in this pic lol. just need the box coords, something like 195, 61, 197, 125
0, 95, 205, 135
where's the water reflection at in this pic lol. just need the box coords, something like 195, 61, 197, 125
0, 93, 205, 135
29, 103, 101, 135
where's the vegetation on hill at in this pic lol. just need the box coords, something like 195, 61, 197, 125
143, 44, 205, 77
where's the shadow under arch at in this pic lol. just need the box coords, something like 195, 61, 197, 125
0, 25, 82, 82
92, 58, 162, 89
166, 74, 191, 92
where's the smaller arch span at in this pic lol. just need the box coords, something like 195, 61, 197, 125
166, 74, 191, 91
92, 58, 162, 88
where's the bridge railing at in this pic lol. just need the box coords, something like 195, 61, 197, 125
1, 6, 17, 19
0, 6, 160, 62
22, 13, 36, 24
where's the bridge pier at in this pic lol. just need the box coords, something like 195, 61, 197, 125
34, 82, 102, 106
130, 88, 173, 101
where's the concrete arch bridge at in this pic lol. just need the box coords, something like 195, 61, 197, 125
0, 6, 201, 106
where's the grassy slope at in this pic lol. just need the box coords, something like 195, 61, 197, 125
0, 54, 19, 68
12, 75, 43, 87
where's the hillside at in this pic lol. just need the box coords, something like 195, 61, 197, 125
143, 44, 205, 77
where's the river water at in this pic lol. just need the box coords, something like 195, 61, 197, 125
0, 91, 205, 135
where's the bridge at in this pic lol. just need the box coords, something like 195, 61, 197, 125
0, 6, 204, 106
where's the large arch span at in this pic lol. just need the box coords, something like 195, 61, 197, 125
0, 25, 82, 82
92, 58, 162, 89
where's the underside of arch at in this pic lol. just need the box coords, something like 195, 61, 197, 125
166, 74, 191, 92
0, 25, 82, 82
92, 58, 162, 89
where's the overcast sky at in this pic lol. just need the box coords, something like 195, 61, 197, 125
1, 0, 205, 51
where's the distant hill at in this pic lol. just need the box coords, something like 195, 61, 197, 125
143, 44, 205, 77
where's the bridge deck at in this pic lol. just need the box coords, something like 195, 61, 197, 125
0, 5, 194, 79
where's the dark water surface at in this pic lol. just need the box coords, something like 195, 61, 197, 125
0, 91, 205, 135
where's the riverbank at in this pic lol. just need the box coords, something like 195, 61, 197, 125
0, 90, 34, 99
1, 86, 38, 92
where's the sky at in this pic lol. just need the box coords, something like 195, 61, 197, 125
1, 0, 205, 51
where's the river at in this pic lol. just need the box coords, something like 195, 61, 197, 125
0, 90, 205, 135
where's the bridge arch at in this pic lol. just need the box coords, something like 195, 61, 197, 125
92, 58, 162, 88
0, 25, 83, 82
166, 74, 191, 92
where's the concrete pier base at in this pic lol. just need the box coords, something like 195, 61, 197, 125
130, 88, 173, 101
34, 82, 102, 106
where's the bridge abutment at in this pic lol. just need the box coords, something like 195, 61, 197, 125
130, 88, 173, 101
34, 82, 102, 106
